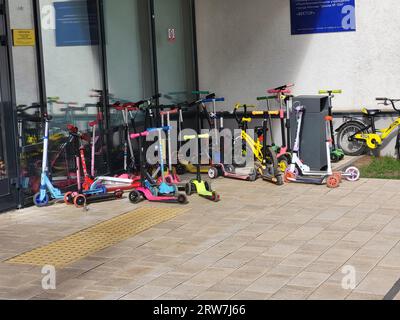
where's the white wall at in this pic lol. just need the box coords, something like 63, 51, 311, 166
195, 0, 400, 111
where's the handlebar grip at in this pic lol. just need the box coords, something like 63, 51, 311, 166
376, 97, 388, 101
202, 98, 225, 103
184, 134, 210, 141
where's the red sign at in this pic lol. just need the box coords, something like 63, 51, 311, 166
168, 28, 176, 42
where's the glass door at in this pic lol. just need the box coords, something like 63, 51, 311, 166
102, 0, 154, 172
153, 0, 196, 104
0, 0, 19, 212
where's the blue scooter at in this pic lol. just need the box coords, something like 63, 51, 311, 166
34, 115, 123, 208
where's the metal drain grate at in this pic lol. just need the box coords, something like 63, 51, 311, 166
5, 207, 186, 268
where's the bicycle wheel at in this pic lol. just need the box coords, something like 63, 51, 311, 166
396, 129, 400, 160
337, 121, 368, 156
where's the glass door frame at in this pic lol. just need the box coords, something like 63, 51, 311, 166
0, 0, 20, 212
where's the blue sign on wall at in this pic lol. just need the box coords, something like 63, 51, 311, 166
291, 0, 356, 35
54, 1, 99, 47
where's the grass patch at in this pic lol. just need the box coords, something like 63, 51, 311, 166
359, 156, 400, 180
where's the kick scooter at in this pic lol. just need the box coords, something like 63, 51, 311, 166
206, 98, 258, 182
175, 92, 217, 175
183, 101, 220, 202
149, 126, 179, 195
285, 105, 360, 188
266, 84, 295, 171
111, 101, 140, 173
34, 114, 75, 207
128, 130, 188, 205
159, 107, 185, 187
319, 90, 345, 162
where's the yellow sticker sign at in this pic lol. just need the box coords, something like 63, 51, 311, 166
12, 29, 36, 47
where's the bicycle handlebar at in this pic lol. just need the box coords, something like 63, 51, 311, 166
376, 98, 400, 112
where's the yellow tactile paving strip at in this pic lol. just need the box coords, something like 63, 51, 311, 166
5, 207, 187, 269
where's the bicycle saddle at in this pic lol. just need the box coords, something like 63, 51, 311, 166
362, 108, 381, 116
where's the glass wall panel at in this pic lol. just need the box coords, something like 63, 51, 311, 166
154, 0, 196, 104
38, 0, 106, 189
103, 0, 153, 172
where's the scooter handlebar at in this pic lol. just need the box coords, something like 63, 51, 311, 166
257, 96, 277, 101
319, 90, 342, 94
147, 126, 172, 133
184, 134, 210, 141
202, 98, 224, 103
192, 91, 210, 95
130, 132, 150, 139
267, 84, 294, 94
160, 108, 179, 116
235, 103, 256, 110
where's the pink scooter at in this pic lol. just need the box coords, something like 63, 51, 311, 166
158, 108, 185, 187
128, 130, 188, 205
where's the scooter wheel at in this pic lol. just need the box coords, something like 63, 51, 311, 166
114, 190, 124, 199
333, 172, 343, 183
284, 171, 296, 183
185, 183, 193, 196
204, 181, 212, 192
74, 194, 87, 208
177, 194, 188, 204
345, 167, 361, 182
211, 192, 220, 203
275, 174, 284, 186
33, 192, 49, 207
208, 167, 219, 180
327, 176, 340, 189
278, 158, 289, 173
64, 192, 74, 205
129, 190, 143, 204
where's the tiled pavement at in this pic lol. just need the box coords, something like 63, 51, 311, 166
0, 177, 400, 300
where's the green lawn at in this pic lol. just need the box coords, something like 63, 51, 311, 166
360, 156, 400, 180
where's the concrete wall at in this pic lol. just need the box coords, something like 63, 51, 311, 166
195, 0, 400, 157
195, 0, 400, 111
